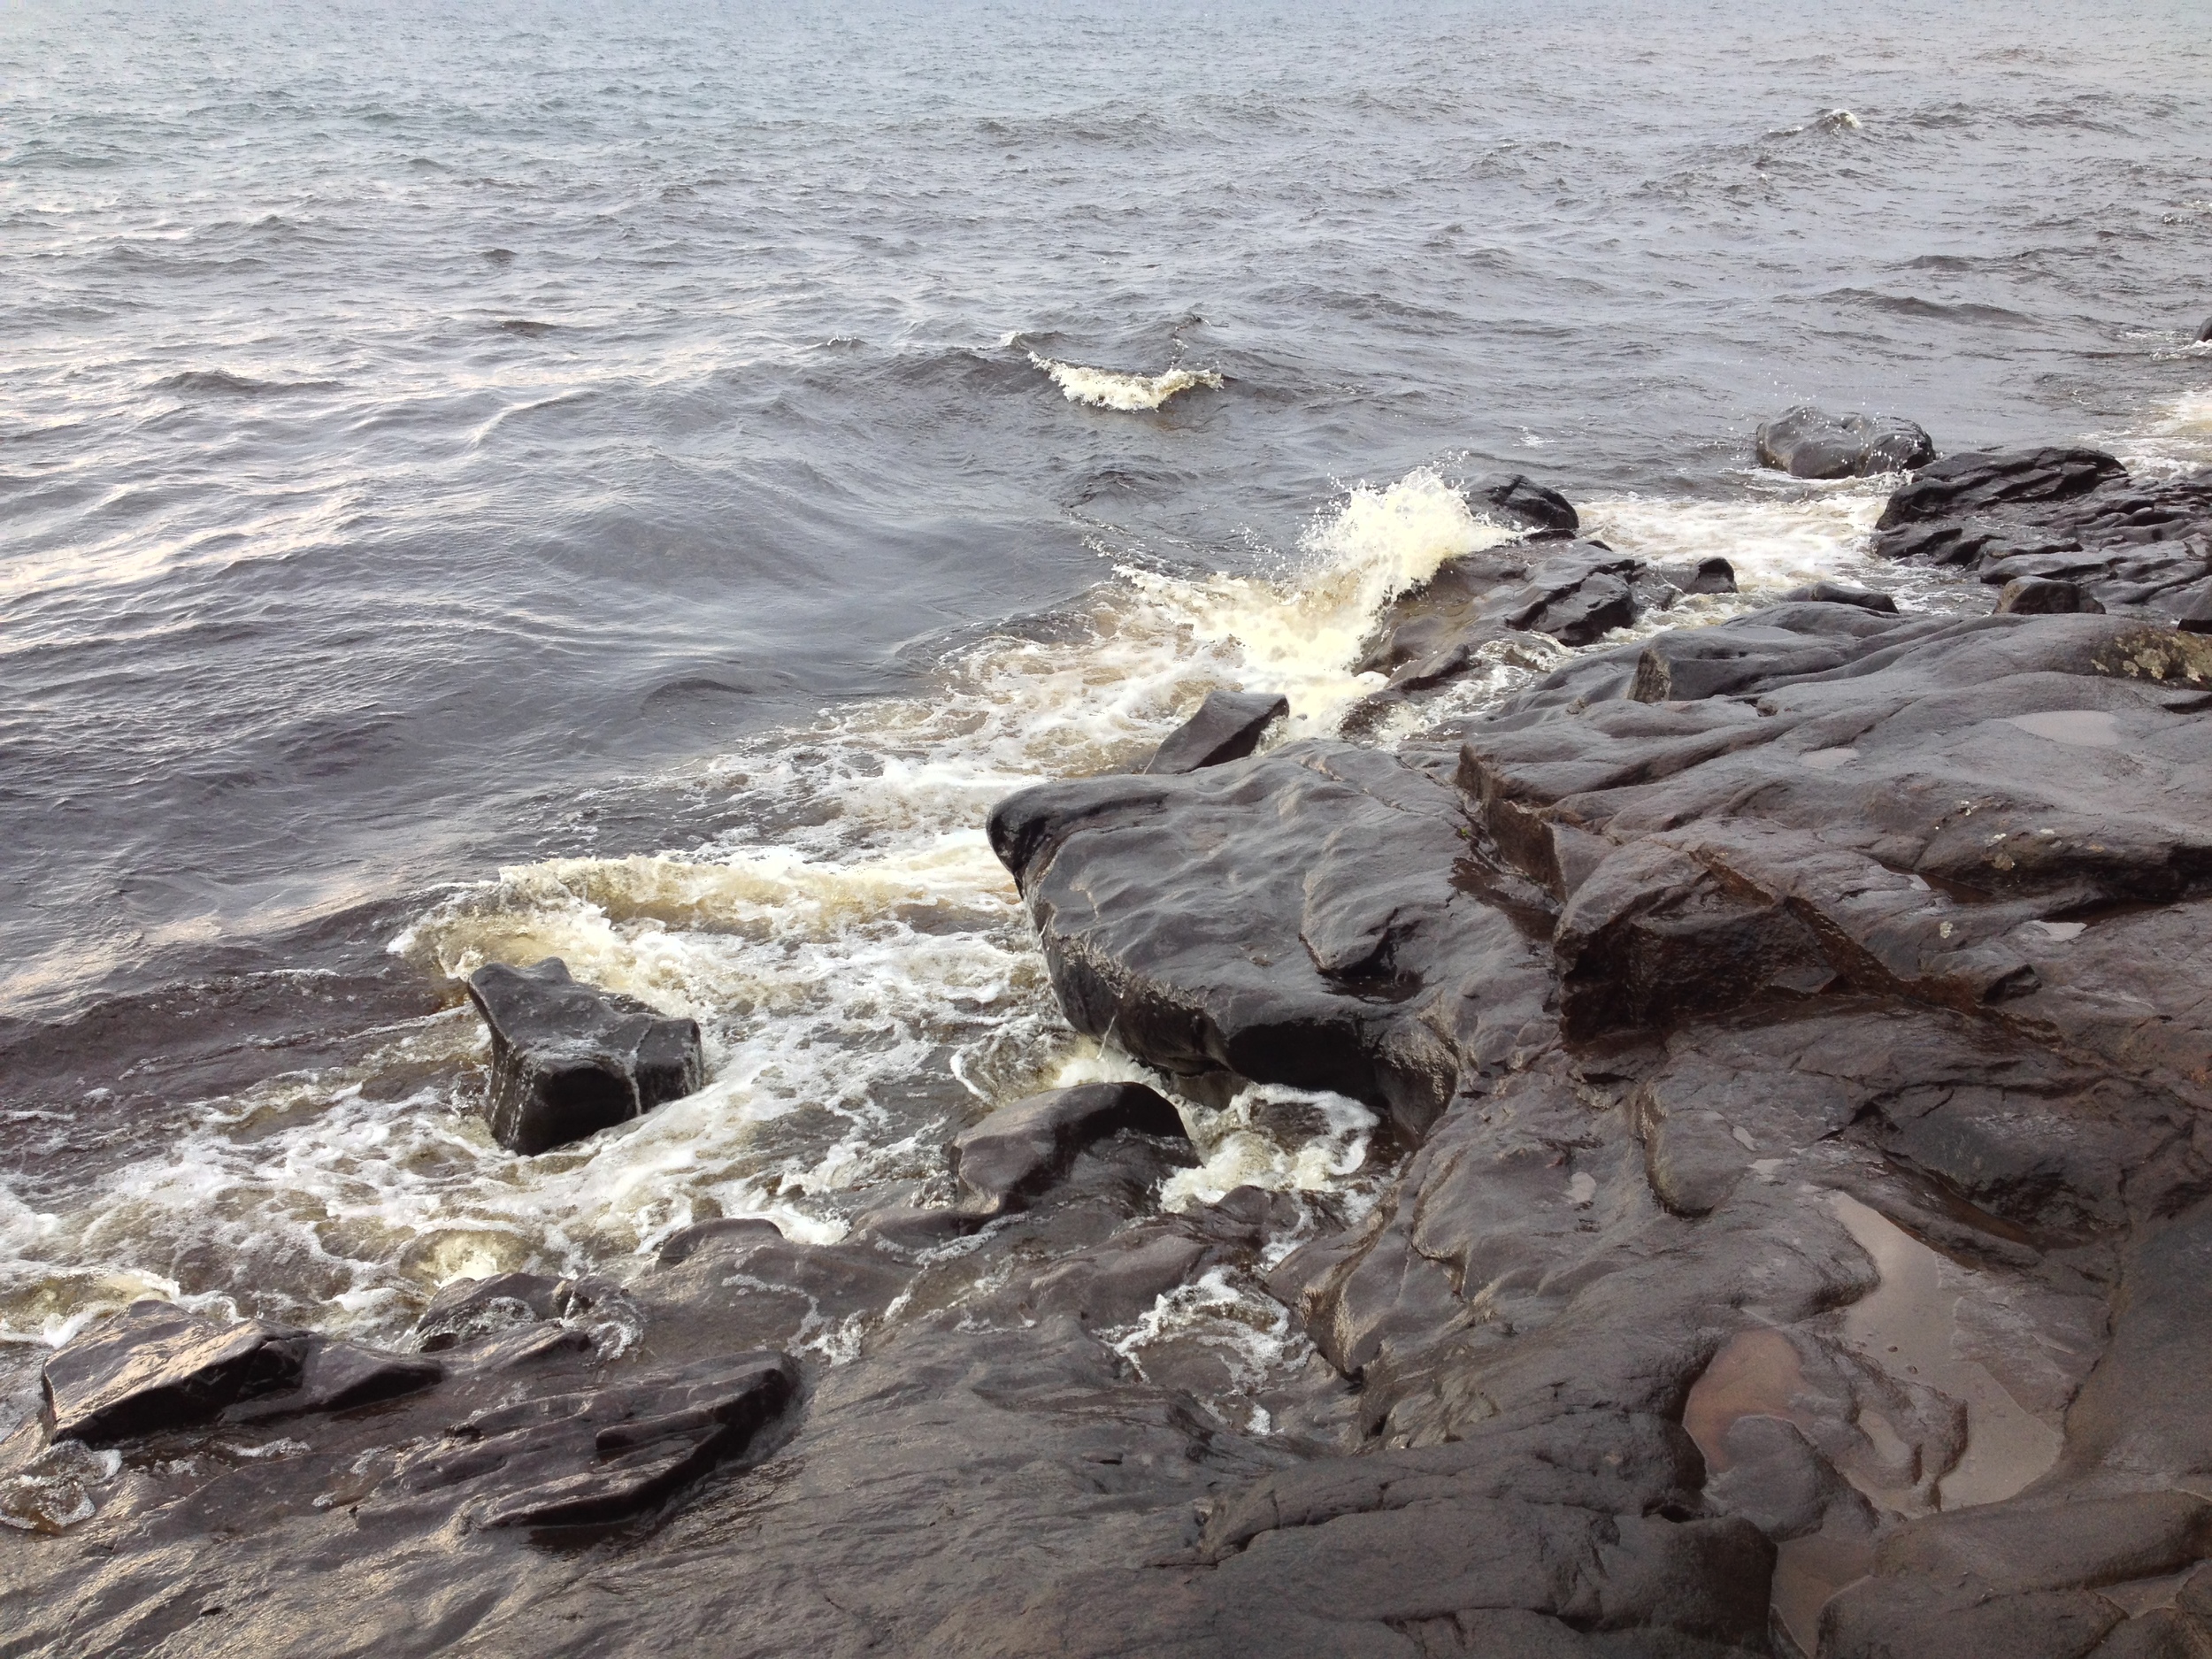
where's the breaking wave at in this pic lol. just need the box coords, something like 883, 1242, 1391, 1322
1028, 351, 1224, 411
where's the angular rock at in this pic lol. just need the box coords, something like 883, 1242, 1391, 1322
988, 740, 1554, 1140
1776, 580, 1899, 612
2000, 575, 2104, 614
1141, 689, 1289, 775
42, 1302, 311, 1444
1483, 474, 1580, 537
1756, 406, 1936, 479
411, 1271, 567, 1352
949, 1081, 1189, 1214
1662, 556, 1739, 595
466, 957, 703, 1155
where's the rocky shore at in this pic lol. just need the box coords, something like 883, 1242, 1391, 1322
9, 442, 2212, 1658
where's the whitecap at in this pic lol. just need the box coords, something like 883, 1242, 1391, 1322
1027, 351, 1223, 411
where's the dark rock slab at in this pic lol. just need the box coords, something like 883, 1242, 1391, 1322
1663, 556, 1739, 595
42, 1302, 311, 1444
988, 740, 1554, 1140
227, 1340, 443, 1423
466, 957, 703, 1155
1871, 449, 2212, 628
950, 1081, 1189, 1214
1757, 406, 1936, 479
2001, 575, 2104, 614
1776, 580, 1899, 612
655, 1216, 786, 1266
1141, 689, 1289, 775
1483, 473, 1580, 537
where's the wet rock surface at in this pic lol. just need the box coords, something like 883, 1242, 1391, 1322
1144, 690, 1291, 774
1874, 447, 2212, 625
12, 461, 2212, 1657
466, 956, 705, 1154
1756, 407, 1937, 480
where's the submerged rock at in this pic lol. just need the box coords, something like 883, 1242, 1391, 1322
466, 957, 703, 1155
1756, 406, 1936, 478
1141, 689, 1288, 774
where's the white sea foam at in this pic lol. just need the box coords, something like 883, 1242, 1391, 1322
1027, 352, 1223, 411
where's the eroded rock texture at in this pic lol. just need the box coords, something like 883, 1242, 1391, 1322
13, 464, 2212, 1659
1875, 446, 2212, 626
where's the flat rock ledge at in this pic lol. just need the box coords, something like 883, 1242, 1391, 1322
12, 460, 2212, 1659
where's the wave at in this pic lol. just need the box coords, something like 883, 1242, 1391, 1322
153, 370, 342, 397
1027, 352, 1223, 411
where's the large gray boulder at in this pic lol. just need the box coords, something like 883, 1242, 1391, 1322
1756, 406, 1935, 478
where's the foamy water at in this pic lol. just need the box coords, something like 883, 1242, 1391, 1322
1029, 353, 1225, 411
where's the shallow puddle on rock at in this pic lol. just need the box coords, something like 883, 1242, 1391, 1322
2006, 709, 2122, 747
1684, 1194, 2069, 1655
1830, 1192, 2062, 1510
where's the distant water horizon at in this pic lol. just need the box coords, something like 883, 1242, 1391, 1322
3, 0, 2209, 1377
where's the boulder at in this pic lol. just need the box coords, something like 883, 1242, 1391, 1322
1141, 689, 1288, 774
1756, 406, 1935, 479
987, 740, 1553, 1140
1999, 576, 2103, 614
466, 957, 703, 1154
1662, 556, 1739, 595
1482, 474, 1580, 537
1776, 580, 1899, 612
42, 1302, 311, 1444
949, 1082, 1189, 1214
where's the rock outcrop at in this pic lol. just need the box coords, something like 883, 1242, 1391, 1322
1756, 407, 1936, 479
466, 956, 704, 1154
14, 456, 2212, 1659
1873, 447, 2212, 626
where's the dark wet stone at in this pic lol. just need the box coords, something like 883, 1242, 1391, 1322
229, 1341, 444, 1422
1756, 406, 1936, 479
951, 1082, 1189, 1213
988, 740, 1553, 1140
1662, 556, 1739, 595
411, 1271, 567, 1352
1483, 473, 1580, 537
1141, 689, 1289, 775
655, 1216, 786, 1266
1776, 580, 1899, 612
2000, 575, 2104, 614
466, 957, 703, 1155
42, 1302, 311, 1445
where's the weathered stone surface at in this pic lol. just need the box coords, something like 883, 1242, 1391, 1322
466, 956, 704, 1155
1144, 689, 1291, 774
1756, 406, 1936, 479
42, 1302, 311, 1444
1484, 473, 1580, 537
988, 741, 1553, 1140
1873, 449, 2212, 626
951, 1081, 1190, 1212
2001, 574, 2105, 613
1776, 579, 1899, 612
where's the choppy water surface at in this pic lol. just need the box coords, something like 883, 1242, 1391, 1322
4, 0, 2210, 1407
